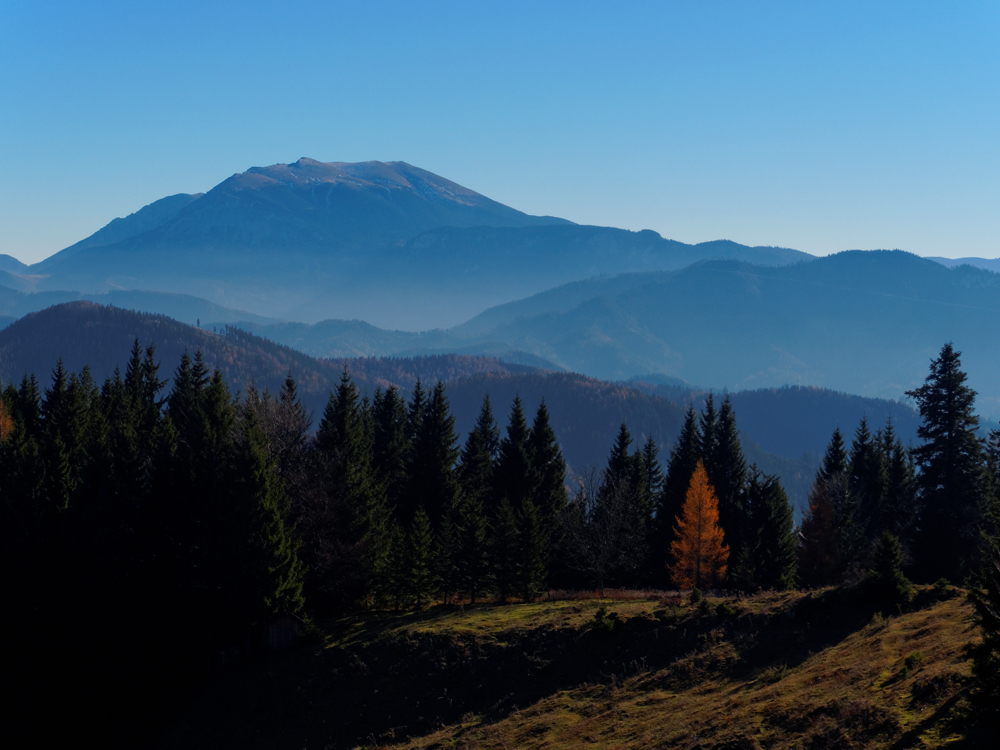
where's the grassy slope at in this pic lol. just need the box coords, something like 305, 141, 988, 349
158, 589, 991, 750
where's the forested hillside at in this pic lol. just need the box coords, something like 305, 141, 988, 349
4, 336, 999, 747
12, 301, 972, 511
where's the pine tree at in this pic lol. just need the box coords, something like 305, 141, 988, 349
641, 435, 665, 500
879, 420, 917, 546
741, 470, 797, 591
517, 500, 548, 601
668, 460, 729, 589
707, 395, 749, 563
435, 501, 460, 604
456, 425, 492, 603
314, 369, 387, 607
474, 394, 501, 461
656, 406, 702, 559
906, 343, 994, 582
407, 507, 437, 610
407, 381, 460, 526
798, 480, 840, 587
230, 409, 307, 625
494, 396, 533, 510
699, 393, 719, 465
491, 498, 520, 603
817, 427, 849, 483
526, 399, 567, 526
865, 530, 913, 606
372, 385, 411, 516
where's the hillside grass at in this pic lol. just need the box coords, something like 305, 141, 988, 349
157, 586, 994, 750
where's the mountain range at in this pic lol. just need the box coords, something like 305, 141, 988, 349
2, 157, 998, 421
217, 250, 1000, 418
1, 158, 811, 328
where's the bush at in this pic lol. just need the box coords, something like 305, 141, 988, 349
698, 598, 713, 616
591, 603, 620, 634
901, 650, 925, 677
690, 587, 703, 604
716, 601, 736, 618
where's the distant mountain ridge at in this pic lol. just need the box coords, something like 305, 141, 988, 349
8, 158, 815, 327
927, 256, 1000, 274
223, 250, 1000, 419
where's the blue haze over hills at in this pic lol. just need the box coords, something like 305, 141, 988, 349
2, 158, 999, 421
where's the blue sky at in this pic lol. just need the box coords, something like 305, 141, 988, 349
1, 1, 997, 264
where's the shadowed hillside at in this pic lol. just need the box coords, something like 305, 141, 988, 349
156, 588, 989, 750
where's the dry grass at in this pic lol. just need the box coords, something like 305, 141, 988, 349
369, 590, 978, 750
157, 587, 989, 750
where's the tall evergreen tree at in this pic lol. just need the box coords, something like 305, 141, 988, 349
407, 381, 460, 525
494, 396, 533, 510
228, 409, 306, 627
526, 399, 567, 525
456, 421, 493, 603
736, 470, 797, 591
817, 427, 849, 483
372, 385, 411, 515
699, 393, 719, 465
491, 498, 520, 603
474, 394, 501, 461
707, 395, 748, 562
516, 500, 548, 601
407, 507, 437, 610
906, 343, 995, 582
656, 406, 702, 570
798, 479, 840, 588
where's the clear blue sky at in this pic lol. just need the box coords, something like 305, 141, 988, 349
1, 1, 997, 264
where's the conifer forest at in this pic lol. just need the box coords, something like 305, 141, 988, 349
3, 337, 1000, 745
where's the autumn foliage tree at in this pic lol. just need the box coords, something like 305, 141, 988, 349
669, 460, 729, 589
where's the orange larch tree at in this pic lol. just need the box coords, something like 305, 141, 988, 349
669, 459, 729, 589
0, 396, 12, 444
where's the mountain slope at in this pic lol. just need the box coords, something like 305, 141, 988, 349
35, 192, 204, 271
928, 256, 1000, 273
21, 159, 815, 327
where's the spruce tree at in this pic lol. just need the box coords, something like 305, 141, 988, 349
494, 396, 533, 510
906, 343, 994, 582
435, 501, 460, 604
879, 420, 917, 546
474, 394, 501, 461
407, 507, 437, 610
456, 425, 492, 603
641, 435, 665, 501
517, 500, 548, 601
707, 395, 748, 563
372, 385, 411, 516
491, 498, 520, 603
526, 399, 567, 525
656, 406, 702, 572
865, 530, 913, 606
798, 480, 840, 587
315, 369, 388, 607
744, 471, 797, 591
407, 381, 460, 526
230, 410, 306, 625
817, 427, 849, 483
699, 393, 719, 465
